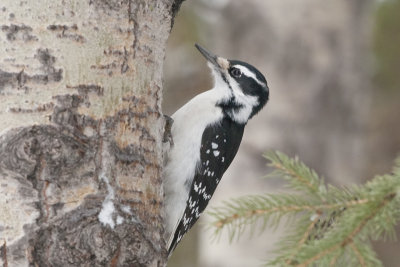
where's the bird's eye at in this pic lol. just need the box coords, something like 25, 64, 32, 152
230, 67, 242, 78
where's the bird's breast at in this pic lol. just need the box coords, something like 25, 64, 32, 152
163, 91, 224, 235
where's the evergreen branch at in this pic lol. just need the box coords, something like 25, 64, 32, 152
329, 253, 339, 267
264, 151, 324, 195
273, 161, 315, 192
349, 241, 366, 267
361, 174, 400, 241
295, 192, 396, 267
295, 243, 338, 267
342, 192, 396, 245
212, 197, 369, 233
350, 239, 383, 267
345, 193, 396, 243
286, 212, 321, 265
209, 151, 400, 266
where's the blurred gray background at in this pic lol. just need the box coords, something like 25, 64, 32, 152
163, 0, 400, 266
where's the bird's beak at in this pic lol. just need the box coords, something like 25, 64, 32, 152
195, 44, 229, 71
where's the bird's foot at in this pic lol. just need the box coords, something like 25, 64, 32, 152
163, 115, 174, 146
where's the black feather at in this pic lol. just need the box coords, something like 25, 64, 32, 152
168, 117, 245, 255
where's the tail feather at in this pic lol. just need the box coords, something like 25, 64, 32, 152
167, 220, 183, 257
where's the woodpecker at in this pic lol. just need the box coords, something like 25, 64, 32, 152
164, 44, 269, 255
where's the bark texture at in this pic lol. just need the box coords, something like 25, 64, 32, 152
0, 0, 183, 266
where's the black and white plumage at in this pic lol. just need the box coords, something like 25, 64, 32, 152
164, 44, 269, 255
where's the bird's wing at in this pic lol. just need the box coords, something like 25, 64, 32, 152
167, 117, 245, 255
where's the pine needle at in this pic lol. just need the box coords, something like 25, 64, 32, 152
208, 151, 400, 266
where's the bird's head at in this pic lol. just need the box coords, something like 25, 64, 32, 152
195, 44, 269, 124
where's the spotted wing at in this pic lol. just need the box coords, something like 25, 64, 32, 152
168, 117, 245, 255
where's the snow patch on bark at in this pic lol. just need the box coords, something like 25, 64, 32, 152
98, 173, 117, 229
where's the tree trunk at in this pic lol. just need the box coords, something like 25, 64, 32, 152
0, 0, 183, 266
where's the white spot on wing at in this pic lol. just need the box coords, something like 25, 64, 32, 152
197, 184, 206, 194
183, 213, 190, 226
189, 197, 197, 208
191, 206, 199, 215
212, 142, 218, 149
203, 192, 211, 200
206, 149, 210, 154
213, 150, 220, 157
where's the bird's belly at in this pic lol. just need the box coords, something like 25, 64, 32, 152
165, 130, 221, 231
163, 125, 204, 235
163, 91, 224, 236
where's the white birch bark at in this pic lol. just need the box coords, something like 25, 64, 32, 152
0, 0, 184, 266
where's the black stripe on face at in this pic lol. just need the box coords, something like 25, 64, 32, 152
227, 60, 269, 119
220, 71, 232, 91
229, 60, 268, 86
216, 98, 243, 119
237, 75, 263, 96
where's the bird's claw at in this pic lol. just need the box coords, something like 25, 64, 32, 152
163, 115, 174, 146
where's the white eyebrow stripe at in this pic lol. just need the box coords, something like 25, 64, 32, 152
233, 65, 266, 87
